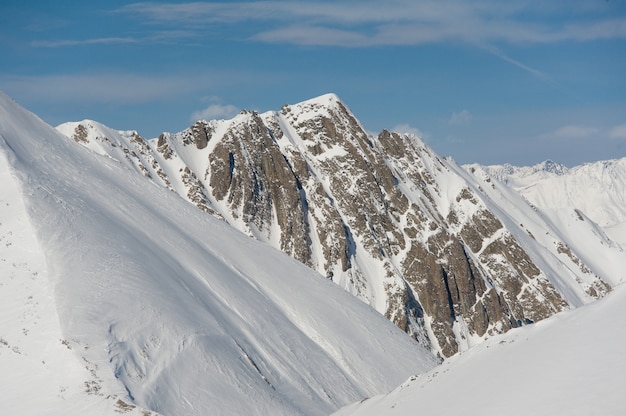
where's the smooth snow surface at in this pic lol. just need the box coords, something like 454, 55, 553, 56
0, 98, 158, 415
0, 91, 437, 415
335, 282, 626, 416
479, 159, 626, 247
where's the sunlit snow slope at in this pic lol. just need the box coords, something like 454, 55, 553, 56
335, 282, 626, 416
477, 159, 626, 247
0, 91, 437, 415
0, 127, 157, 416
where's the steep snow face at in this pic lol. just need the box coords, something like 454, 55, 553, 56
479, 158, 626, 247
1, 91, 438, 416
334, 282, 626, 416
0, 130, 158, 416
54, 94, 621, 358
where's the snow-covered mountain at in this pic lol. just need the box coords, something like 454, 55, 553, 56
0, 91, 438, 415
335, 157, 626, 416
56, 94, 624, 358
475, 158, 626, 247
334, 281, 626, 416
338, 152, 626, 415
4, 88, 625, 414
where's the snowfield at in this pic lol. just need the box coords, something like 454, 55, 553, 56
335, 281, 626, 416
0, 91, 437, 415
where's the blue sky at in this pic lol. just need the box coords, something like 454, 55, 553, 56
1, 0, 625, 166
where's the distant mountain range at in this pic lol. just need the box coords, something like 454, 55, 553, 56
1, 90, 624, 415
476, 158, 626, 247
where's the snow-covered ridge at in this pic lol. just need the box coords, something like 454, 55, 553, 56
53, 92, 625, 359
477, 159, 569, 183
1, 90, 438, 415
56, 119, 140, 156
473, 157, 626, 247
335, 282, 626, 416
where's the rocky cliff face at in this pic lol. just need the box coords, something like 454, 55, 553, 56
57, 94, 619, 358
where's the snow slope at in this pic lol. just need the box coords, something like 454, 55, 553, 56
478, 159, 626, 247
0, 91, 437, 415
335, 282, 626, 416
0, 127, 157, 416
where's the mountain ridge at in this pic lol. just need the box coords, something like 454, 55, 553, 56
3, 89, 625, 414
0, 90, 438, 416
474, 157, 626, 247
55, 92, 624, 358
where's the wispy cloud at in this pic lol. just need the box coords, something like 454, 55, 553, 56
540, 123, 626, 142
191, 103, 239, 121
31, 2, 625, 50
109, 1, 626, 83
32, 37, 140, 48
477, 44, 551, 82
117, 1, 281, 24
31, 30, 200, 48
117, 1, 626, 47
253, 26, 370, 46
548, 18, 626, 42
0, 73, 218, 103
554, 125, 600, 139
609, 124, 626, 141
392, 123, 425, 138
542, 125, 600, 140
449, 109, 472, 125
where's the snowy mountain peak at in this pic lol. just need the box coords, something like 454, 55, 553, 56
279, 93, 354, 126
1, 91, 438, 416
539, 159, 568, 175
297, 92, 342, 107
472, 159, 569, 184
50, 94, 623, 359
56, 119, 145, 157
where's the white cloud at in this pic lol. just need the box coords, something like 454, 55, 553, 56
478, 44, 551, 82
0, 73, 201, 103
392, 123, 425, 138
609, 124, 626, 141
118, 2, 623, 82
449, 110, 472, 125
117, 1, 626, 47
253, 26, 369, 47
31, 37, 139, 48
31, 30, 199, 48
551, 125, 599, 139
190, 103, 239, 121
0, 71, 258, 105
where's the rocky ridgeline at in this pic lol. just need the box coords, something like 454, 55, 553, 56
59, 94, 613, 357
